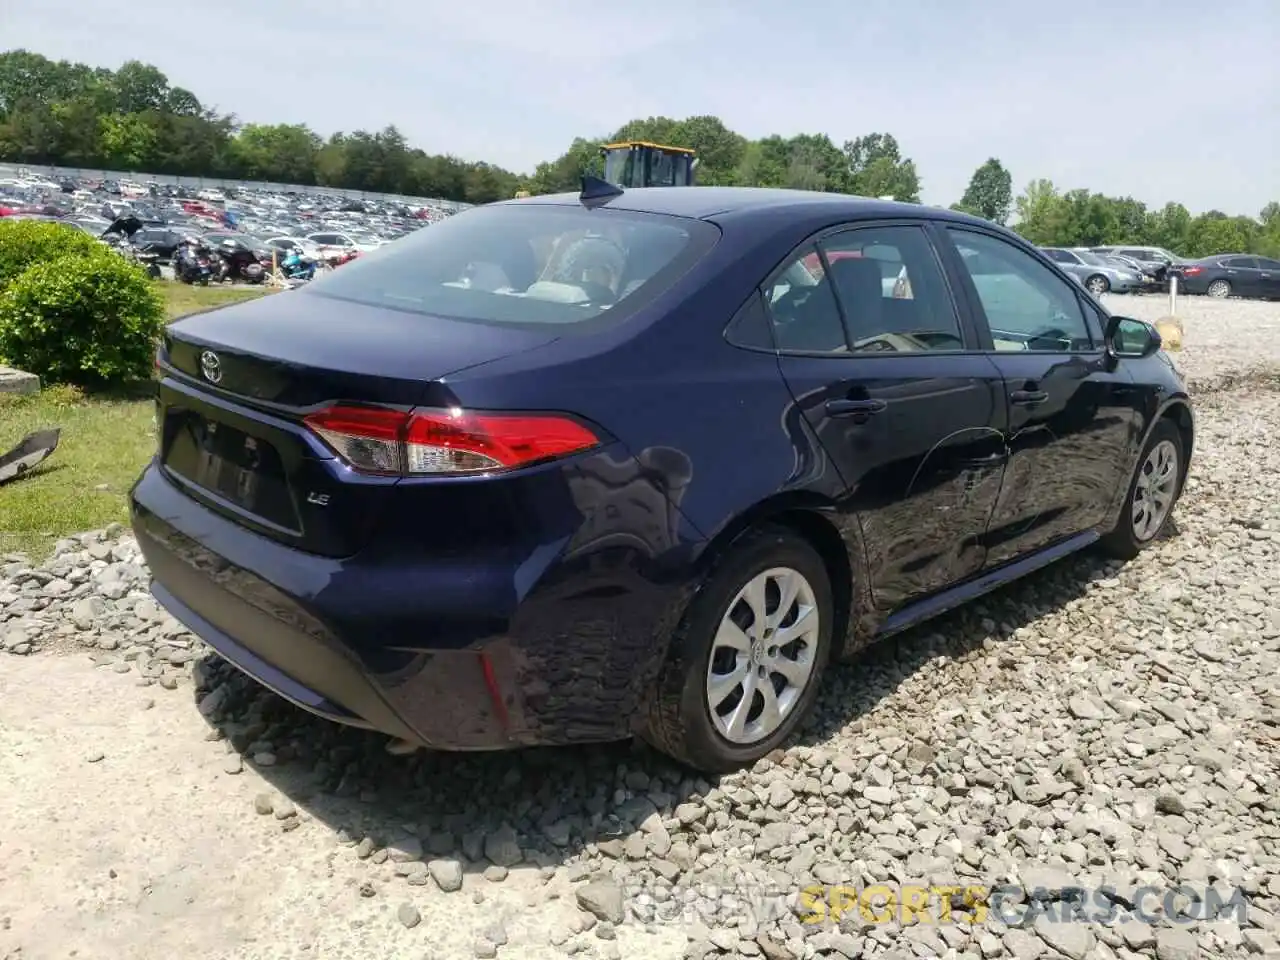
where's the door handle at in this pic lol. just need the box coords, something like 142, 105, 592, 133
825, 398, 887, 417
1010, 389, 1048, 405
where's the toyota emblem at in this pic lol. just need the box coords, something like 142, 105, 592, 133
199, 350, 222, 384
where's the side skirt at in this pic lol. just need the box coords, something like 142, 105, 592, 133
873, 530, 1099, 641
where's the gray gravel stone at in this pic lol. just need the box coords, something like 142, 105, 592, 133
427, 858, 463, 893
575, 879, 624, 924
484, 823, 521, 868
1155, 926, 1199, 960
481, 920, 508, 946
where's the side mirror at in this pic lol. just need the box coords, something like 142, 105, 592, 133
1104, 315, 1162, 360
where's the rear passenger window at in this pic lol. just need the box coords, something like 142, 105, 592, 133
817, 226, 965, 352
762, 245, 848, 353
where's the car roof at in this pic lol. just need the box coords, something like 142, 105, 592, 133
502, 186, 984, 225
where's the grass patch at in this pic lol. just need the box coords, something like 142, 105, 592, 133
159, 281, 268, 321
0, 385, 155, 559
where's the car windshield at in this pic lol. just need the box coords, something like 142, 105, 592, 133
1074, 251, 1106, 266
302, 203, 719, 328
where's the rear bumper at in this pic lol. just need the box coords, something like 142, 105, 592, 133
130, 458, 695, 750
1170, 274, 1209, 295
148, 578, 380, 732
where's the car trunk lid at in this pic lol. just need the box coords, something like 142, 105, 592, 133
156, 292, 560, 556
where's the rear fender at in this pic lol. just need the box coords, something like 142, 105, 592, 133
688, 493, 877, 661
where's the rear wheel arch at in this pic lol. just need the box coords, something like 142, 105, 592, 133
691, 498, 862, 658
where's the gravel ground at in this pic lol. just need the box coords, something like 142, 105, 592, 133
2, 296, 1279, 960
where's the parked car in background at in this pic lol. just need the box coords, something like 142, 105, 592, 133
1098, 253, 1160, 289
60, 213, 112, 234
1041, 247, 1143, 294
306, 231, 380, 262
1091, 246, 1182, 285
1170, 254, 1280, 299
133, 187, 1193, 773
130, 225, 204, 263
263, 235, 323, 260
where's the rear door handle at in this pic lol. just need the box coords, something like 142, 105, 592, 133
1010, 390, 1048, 406
825, 398, 887, 417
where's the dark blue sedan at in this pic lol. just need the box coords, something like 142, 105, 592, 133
132, 186, 1194, 772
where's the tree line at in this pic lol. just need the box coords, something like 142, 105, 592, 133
2, 50, 1276, 258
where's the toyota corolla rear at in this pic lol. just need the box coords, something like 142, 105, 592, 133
131, 200, 720, 750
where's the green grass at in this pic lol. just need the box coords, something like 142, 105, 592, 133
0, 385, 156, 558
160, 281, 268, 320
0, 282, 270, 559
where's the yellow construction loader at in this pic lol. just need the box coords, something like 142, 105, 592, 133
599, 141, 697, 188
513, 141, 696, 199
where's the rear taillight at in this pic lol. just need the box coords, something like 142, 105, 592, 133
303, 405, 600, 476
1181, 265, 1203, 276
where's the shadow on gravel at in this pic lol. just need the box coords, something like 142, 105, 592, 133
190, 532, 1157, 876
196, 660, 708, 877
796, 544, 1127, 750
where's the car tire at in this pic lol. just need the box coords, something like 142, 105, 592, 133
1206, 279, 1231, 298
1099, 419, 1185, 560
641, 525, 834, 773
1086, 275, 1110, 295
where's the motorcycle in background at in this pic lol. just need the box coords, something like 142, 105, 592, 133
280, 247, 317, 281
174, 242, 213, 285
211, 239, 267, 284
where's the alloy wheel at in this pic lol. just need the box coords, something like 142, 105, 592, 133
1087, 275, 1109, 295
705, 567, 819, 744
1207, 280, 1230, 298
1131, 439, 1179, 541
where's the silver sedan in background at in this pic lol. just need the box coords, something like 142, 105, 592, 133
1040, 247, 1144, 294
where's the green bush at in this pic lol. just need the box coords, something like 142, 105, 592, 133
0, 249, 166, 387
0, 219, 101, 290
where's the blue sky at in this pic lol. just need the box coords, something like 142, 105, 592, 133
8, 0, 1278, 216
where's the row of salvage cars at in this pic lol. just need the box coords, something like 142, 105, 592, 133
1042, 244, 1280, 300
0, 172, 463, 278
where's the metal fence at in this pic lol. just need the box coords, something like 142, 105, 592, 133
0, 162, 473, 210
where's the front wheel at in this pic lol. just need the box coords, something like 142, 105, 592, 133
1086, 274, 1110, 295
1099, 419, 1184, 560
642, 526, 833, 772
1206, 279, 1231, 298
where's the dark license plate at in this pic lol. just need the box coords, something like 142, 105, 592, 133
167, 415, 298, 530
193, 418, 273, 503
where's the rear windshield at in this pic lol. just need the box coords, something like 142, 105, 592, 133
301, 203, 718, 328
